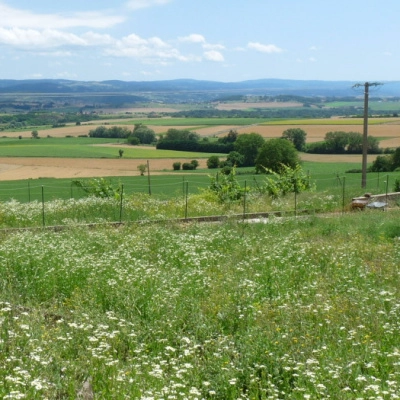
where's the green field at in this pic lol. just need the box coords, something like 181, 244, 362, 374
325, 99, 400, 111
262, 117, 400, 126
1, 209, 400, 398
0, 137, 223, 159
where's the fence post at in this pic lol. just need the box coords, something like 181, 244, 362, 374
184, 181, 189, 219
342, 177, 346, 213
386, 175, 389, 210
119, 184, 124, 223
41, 185, 45, 227
243, 180, 247, 220
185, 182, 189, 219
147, 160, 151, 196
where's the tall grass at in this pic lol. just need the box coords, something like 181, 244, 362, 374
1, 210, 400, 398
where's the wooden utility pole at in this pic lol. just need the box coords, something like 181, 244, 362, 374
353, 82, 382, 188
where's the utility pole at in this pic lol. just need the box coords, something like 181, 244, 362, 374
352, 82, 382, 188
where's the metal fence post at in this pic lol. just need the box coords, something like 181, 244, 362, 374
184, 181, 189, 219
119, 184, 124, 223
342, 177, 346, 213
41, 186, 45, 227
147, 160, 151, 196
243, 180, 247, 220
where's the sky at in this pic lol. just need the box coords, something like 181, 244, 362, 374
0, 0, 399, 83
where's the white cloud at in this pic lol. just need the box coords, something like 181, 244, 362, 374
81, 32, 115, 46
204, 50, 224, 62
0, 27, 87, 49
105, 33, 190, 62
178, 34, 206, 44
203, 43, 225, 50
125, 0, 172, 11
0, 3, 124, 29
247, 42, 283, 54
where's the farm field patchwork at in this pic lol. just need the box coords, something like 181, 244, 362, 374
0, 117, 398, 181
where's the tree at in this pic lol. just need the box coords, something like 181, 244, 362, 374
325, 131, 348, 153
367, 136, 381, 154
226, 151, 244, 167
130, 124, 156, 144
165, 128, 199, 141
127, 136, 140, 145
137, 164, 147, 176
118, 149, 124, 158
346, 132, 363, 153
369, 155, 393, 172
88, 126, 129, 138
172, 162, 181, 170
255, 138, 300, 173
282, 128, 307, 151
393, 147, 400, 169
234, 133, 265, 167
218, 129, 238, 144
182, 162, 195, 170
31, 130, 39, 139
190, 160, 199, 170
207, 155, 220, 169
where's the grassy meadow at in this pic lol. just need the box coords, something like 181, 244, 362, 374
1, 115, 400, 398
1, 210, 400, 399
0, 137, 224, 159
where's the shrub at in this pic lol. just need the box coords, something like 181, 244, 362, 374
369, 155, 393, 172
72, 178, 122, 199
208, 166, 247, 202
255, 138, 299, 173
182, 162, 195, 170
190, 160, 199, 170
394, 178, 400, 192
207, 156, 220, 169
220, 165, 233, 175
137, 164, 147, 176
127, 136, 140, 145
172, 162, 181, 171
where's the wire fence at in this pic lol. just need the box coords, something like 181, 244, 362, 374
0, 171, 397, 203
0, 171, 398, 230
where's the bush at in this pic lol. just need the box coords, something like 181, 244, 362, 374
182, 163, 195, 170
207, 156, 220, 169
369, 155, 393, 172
190, 160, 199, 170
255, 138, 299, 173
172, 162, 181, 171
130, 124, 156, 144
127, 136, 140, 145
394, 178, 400, 192
220, 165, 233, 175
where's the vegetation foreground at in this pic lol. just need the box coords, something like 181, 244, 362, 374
1, 209, 400, 399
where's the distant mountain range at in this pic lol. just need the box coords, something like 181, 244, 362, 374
0, 78, 399, 98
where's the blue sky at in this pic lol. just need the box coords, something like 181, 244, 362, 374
0, 0, 398, 82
